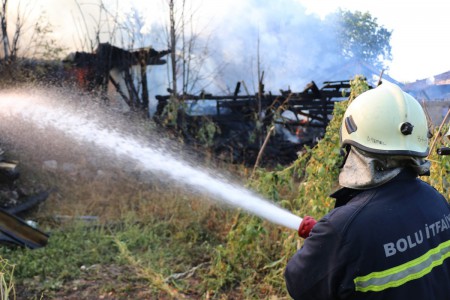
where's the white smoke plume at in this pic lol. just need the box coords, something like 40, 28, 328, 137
8, 0, 352, 94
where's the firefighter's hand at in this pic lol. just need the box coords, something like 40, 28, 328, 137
298, 216, 317, 238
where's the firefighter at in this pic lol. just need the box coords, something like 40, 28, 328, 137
285, 82, 450, 299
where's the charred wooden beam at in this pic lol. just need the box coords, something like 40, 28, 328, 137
153, 79, 358, 165
233, 81, 241, 101
67, 43, 171, 93
6, 191, 49, 215
0, 160, 19, 183
0, 208, 48, 249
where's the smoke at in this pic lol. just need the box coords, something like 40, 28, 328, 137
7, 0, 94, 54
8, 0, 450, 93
426, 76, 436, 85
7, 0, 346, 94
106, 0, 344, 94
206, 0, 342, 92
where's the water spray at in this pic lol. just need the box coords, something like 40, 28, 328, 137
0, 90, 317, 238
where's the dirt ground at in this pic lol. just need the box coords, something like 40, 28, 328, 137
15, 264, 188, 300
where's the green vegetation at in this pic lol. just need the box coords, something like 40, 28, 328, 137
0, 2, 438, 298
0, 76, 449, 299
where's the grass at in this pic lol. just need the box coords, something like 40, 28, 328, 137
1, 76, 449, 299
0, 78, 356, 299
0, 140, 242, 298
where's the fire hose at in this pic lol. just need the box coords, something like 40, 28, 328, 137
297, 216, 317, 238
437, 147, 450, 156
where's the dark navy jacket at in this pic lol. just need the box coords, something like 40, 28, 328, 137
285, 168, 450, 299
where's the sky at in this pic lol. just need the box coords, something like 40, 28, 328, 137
7, 0, 450, 92
297, 0, 450, 83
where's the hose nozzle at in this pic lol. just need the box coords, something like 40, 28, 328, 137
437, 147, 450, 156
298, 216, 317, 238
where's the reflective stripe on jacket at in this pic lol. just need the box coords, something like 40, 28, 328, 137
284, 168, 450, 299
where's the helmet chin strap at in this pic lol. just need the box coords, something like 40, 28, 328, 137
339, 144, 352, 169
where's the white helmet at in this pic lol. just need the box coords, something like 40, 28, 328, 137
340, 82, 429, 157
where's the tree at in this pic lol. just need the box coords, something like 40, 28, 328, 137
0, 0, 65, 62
0, 0, 10, 60
330, 9, 392, 70
165, 0, 224, 96
168, 0, 177, 96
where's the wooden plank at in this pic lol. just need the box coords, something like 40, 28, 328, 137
0, 208, 48, 249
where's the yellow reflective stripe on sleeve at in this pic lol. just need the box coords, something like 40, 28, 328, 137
354, 240, 450, 292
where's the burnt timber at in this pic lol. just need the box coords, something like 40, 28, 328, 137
66, 43, 170, 110
70, 43, 171, 90
155, 80, 352, 165
0, 148, 49, 249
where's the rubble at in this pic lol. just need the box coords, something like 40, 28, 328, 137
154, 80, 354, 165
0, 146, 49, 249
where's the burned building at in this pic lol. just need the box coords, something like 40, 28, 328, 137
403, 71, 450, 101
154, 80, 352, 165
66, 43, 170, 111
402, 71, 450, 125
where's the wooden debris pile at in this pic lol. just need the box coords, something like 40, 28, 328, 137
154, 80, 352, 165
0, 146, 48, 249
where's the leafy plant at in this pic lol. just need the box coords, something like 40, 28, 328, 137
0, 224, 117, 282
204, 76, 371, 297
3, 75, 449, 299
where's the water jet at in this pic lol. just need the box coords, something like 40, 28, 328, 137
0, 88, 316, 237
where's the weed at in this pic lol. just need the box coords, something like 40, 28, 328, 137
0, 257, 15, 300
0, 223, 117, 287
1, 75, 448, 299
204, 76, 370, 298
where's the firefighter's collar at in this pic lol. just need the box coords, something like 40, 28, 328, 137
331, 168, 419, 208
